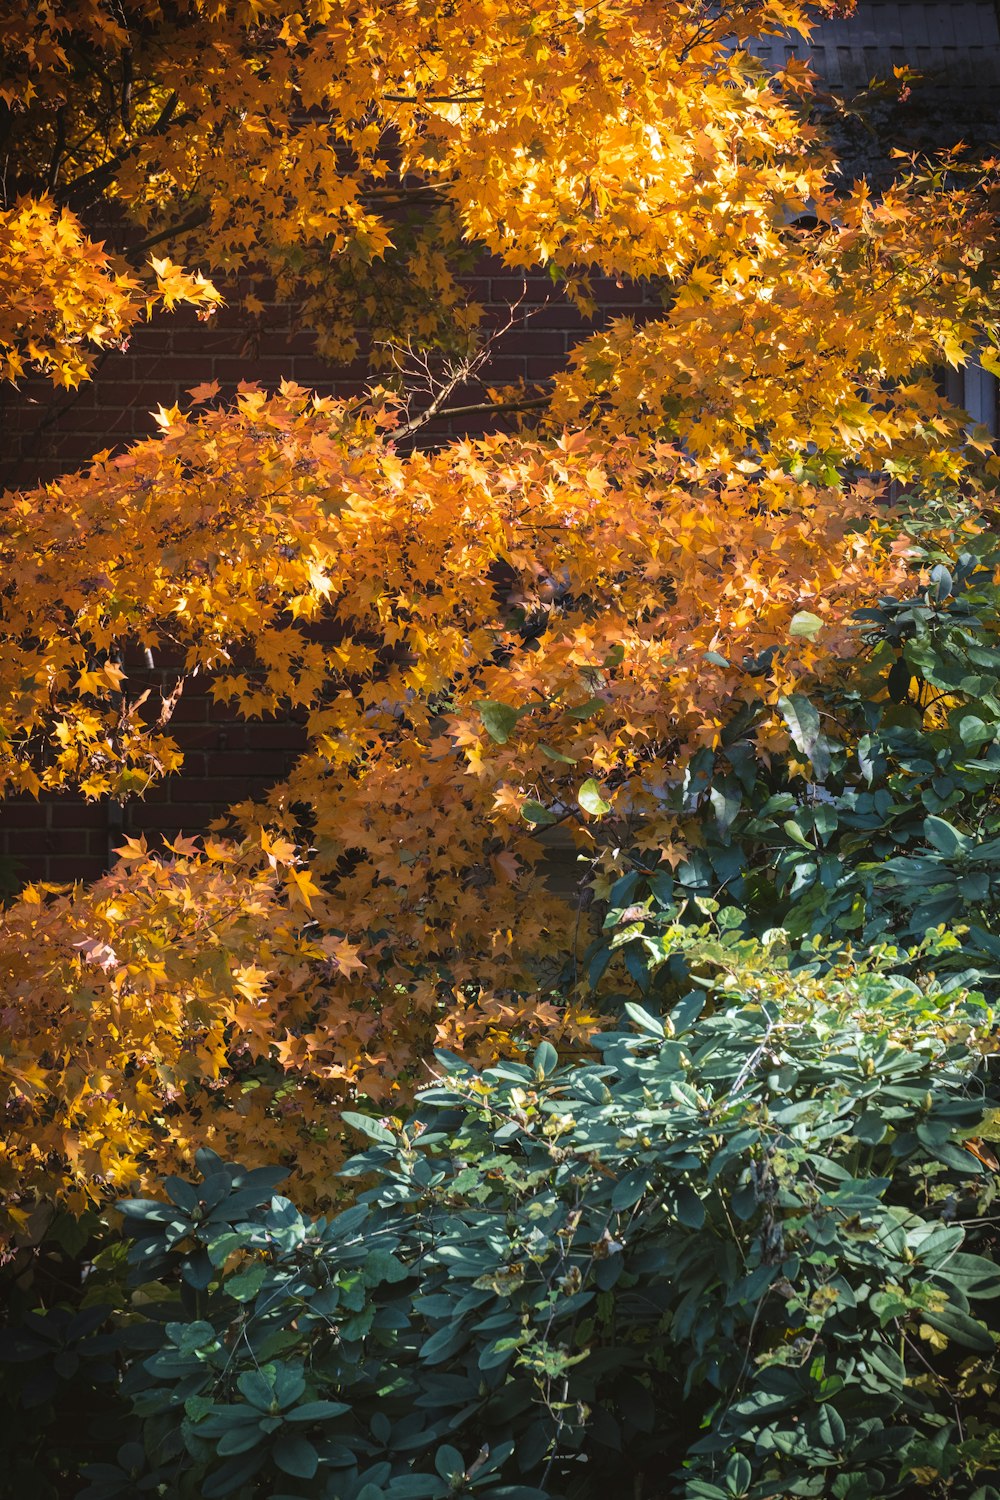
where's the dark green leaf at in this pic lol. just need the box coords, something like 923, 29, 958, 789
272, 1433, 319, 1479
477, 700, 521, 744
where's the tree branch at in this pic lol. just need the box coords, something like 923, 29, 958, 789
359, 184, 449, 204
120, 48, 133, 133
46, 107, 68, 193
382, 93, 484, 104
59, 91, 181, 209
148, 90, 180, 137
392, 364, 476, 436
127, 209, 211, 260
413, 395, 552, 425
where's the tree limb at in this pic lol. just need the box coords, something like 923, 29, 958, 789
127, 209, 211, 260
382, 93, 484, 104
425, 395, 551, 423
59, 91, 182, 209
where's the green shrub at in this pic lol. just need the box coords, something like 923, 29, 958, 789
605, 518, 1000, 973
7, 928, 1000, 1500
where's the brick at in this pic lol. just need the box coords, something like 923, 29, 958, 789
3, 829, 50, 856
47, 857, 108, 883
472, 357, 528, 383
166, 327, 243, 354
194, 726, 251, 756
203, 751, 296, 780
241, 722, 308, 750
1, 800, 50, 827
125, 320, 175, 352
204, 702, 255, 729
8, 829, 93, 858
273, 332, 325, 357
522, 355, 571, 379
489, 276, 555, 300
58, 406, 139, 435
499, 330, 571, 356
166, 778, 260, 803
528, 308, 593, 331
48, 803, 110, 831
168, 751, 206, 777
213, 357, 297, 385
170, 700, 213, 728
283, 357, 344, 385
129, 801, 219, 830
161, 356, 226, 384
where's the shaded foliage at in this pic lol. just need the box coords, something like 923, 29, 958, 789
3, 927, 1000, 1499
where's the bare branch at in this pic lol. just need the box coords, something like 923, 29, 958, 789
386, 282, 554, 437
382, 93, 484, 104
423, 395, 551, 423
46, 107, 68, 193
120, 48, 133, 133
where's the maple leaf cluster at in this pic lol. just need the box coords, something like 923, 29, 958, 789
0, 828, 367, 1218
554, 172, 1000, 481
0, 197, 221, 388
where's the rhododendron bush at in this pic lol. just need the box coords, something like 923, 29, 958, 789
2, 0, 1000, 1236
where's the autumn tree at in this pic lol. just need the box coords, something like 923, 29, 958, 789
11, 0, 992, 408
2, 0, 1000, 1227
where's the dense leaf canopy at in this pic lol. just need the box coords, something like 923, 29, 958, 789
2, 0, 1000, 1226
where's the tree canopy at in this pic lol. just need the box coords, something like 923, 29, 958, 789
2, 0, 1000, 1220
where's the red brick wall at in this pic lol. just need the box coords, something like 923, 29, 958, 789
1, 265, 660, 488
0, 265, 661, 887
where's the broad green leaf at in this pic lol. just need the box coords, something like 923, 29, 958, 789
341, 1111, 395, 1145
520, 799, 557, 825
921, 1305, 995, 1352
783, 819, 813, 851
929, 564, 953, 601
778, 693, 831, 780
272, 1433, 319, 1479
216, 1425, 265, 1458
814, 1403, 846, 1449
201, 1451, 266, 1498
237, 1369, 276, 1410
362, 1249, 409, 1286
476, 700, 521, 744
789, 610, 824, 640
566, 696, 605, 720
287, 1399, 350, 1421
853, 1110, 886, 1145
936, 1252, 1000, 1299
419, 1323, 470, 1365
434, 1444, 466, 1481
533, 1040, 558, 1079
227, 1263, 267, 1302
673, 1185, 705, 1230
623, 1002, 664, 1038
611, 1167, 649, 1211
923, 815, 967, 858
539, 742, 577, 763
578, 778, 611, 816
